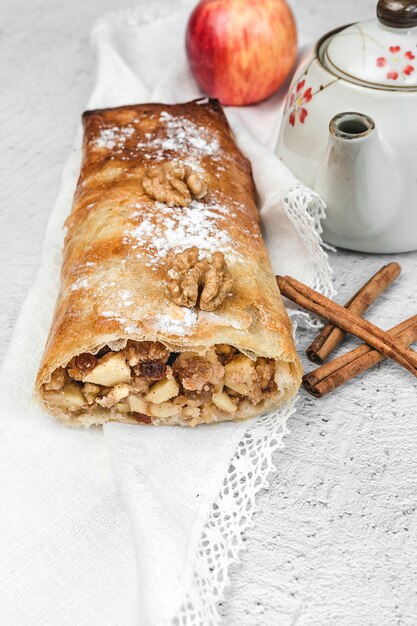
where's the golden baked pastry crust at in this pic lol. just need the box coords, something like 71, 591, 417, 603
35, 98, 302, 426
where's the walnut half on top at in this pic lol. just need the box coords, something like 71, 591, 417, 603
167, 247, 233, 311
142, 162, 208, 207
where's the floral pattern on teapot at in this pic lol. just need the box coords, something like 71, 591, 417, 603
376, 46, 415, 81
285, 61, 340, 128
288, 80, 313, 126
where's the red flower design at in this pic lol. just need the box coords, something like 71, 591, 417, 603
376, 46, 416, 80
288, 80, 313, 126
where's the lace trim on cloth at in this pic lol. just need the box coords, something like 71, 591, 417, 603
283, 187, 335, 329
175, 402, 296, 626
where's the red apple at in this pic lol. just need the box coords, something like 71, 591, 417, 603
186, 0, 298, 106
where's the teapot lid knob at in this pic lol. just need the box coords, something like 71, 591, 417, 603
377, 0, 417, 29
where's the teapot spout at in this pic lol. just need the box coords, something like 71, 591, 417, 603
314, 112, 399, 241
330, 112, 375, 139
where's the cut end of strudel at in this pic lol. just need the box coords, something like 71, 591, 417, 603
35, 98, 302, 427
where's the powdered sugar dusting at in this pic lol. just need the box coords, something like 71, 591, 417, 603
89, 280, 136, 324
125, 200, 238, 269
154, 111, 219, 159
199, 310, 246, 331
69, 277, 90, 292
101, 311, 127, 322
152, 308, 198, 336
94, 126, 135, 149
123, 323, 142, 335
92, 110, 221, 167
119, 290, 134, 306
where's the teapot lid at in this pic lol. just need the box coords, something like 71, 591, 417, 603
323, 0, 417, 90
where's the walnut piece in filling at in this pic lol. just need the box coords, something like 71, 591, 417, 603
127, 340, 169, 367
142, 162, 207, 206
43, 341, 294, 425
167, 247, 233, 311
256, 357, 276, 392
134, 361, 167, 380
173, 349, 224, 392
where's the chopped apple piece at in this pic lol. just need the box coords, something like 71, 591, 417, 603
116, 402, 130, 414
216, 344, 232, 355
149, 402, 180, 418
128, 394, 151, 415
201, 403, 216, 423
96, 383, 130, 408
44, 367, 66, 391
274, 362, 294, 394
83, 352, 131, 387
145, 377, 179, 404
63, 383, 86, 410
224, 355, 256, 396
83, 383, 101, 405
113, 384, 130, 400
45, 383, 85, 412
183, 406, 201, 421
212, 391, 238, 414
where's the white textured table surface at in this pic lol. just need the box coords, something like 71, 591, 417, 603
2, 0, 417, 624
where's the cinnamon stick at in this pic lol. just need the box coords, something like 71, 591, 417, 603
303, 315, 417, 397
306, 262, 401, 364
276, 275, 417, 378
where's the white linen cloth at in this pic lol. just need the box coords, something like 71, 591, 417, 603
0, 3, 333, 625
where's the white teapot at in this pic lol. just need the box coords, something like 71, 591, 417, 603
276, 0, 417, 253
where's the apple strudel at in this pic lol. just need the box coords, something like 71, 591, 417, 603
35, 98, 302, 426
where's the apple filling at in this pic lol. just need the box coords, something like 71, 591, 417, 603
43, 341, 294, 425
